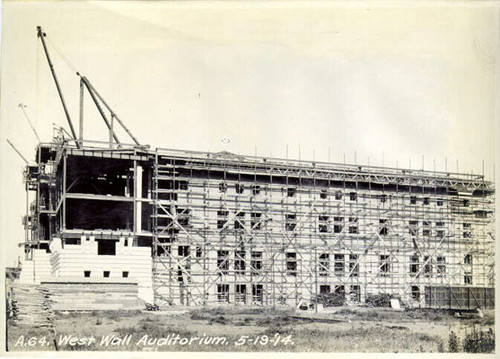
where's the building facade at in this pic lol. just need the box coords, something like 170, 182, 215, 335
23, 138, 495, 308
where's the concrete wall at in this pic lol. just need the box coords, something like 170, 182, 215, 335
18, 249, 51, 284
50, 236, 153, 303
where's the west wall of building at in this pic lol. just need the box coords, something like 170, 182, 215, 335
24, 145, 494, 308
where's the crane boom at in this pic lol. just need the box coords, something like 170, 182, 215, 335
36, 26, 80, 148
83, 77, 140, 145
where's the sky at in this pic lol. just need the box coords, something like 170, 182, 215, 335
0, 1, 498, 266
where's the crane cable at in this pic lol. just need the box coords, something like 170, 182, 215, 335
45, 35, 78, 75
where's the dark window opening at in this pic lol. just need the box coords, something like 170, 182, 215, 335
286, 252, 297, 276
463, 199, 470, 207
178, 245, 190, 257
409, 220, 418, 236
437, 256, 446, 276
423, 256, 432, 277
349, 255, 359, 277
320, 285, 331, 294
379, 255, 390, 275
84, 270, 91, 278
103, 271, 110, 278
235, 250, 246, 274
122, 271, 129, 278
335, 191, 343, 200
178, 181, 189, 190
235, 183, 244, 194
411, 286, 420, 300
65, 238, 81, 245
348, 217, 358, 234
350, 285, 361, 302
464, 272, 472, 284
252, 284, 263, 303
157, 244, 171, 257
334, 254, 344, 276
217, 210, 229, 229
136, 237, 151, 247
234, 212, 245, 230
410, 196, 417, 205
410, 255, 419, 276
176, 209, 191, 227
251, 251, 263, 275
379, 219, 388, 236
349, 192, 357, 201
319, 253, 329, 277
285, 214, 297, 231
464, 254, 472, 265
235, 284, 247, 303
124, 239, 128, 247
217, 284, 229, 303
319, 215, 329, 233
219, 182, 227, 193
252, 185, 261, 195
334, 285, 346, 301
196, 247, 203, 258
380, 194, 387, 203
251, 212, 262, 230
474, 210, 488, 218
436, 198, 443, 206
217, 250, 229, 274
320, 190, 328, 199
97, 240, 117, 256
423, 197, 430, 205
287, 187, 297, 197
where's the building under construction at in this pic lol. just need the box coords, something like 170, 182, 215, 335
20, 136, 495, 308
16, 27, 496, 309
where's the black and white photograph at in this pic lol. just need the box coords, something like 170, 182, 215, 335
0, 0, 497, 355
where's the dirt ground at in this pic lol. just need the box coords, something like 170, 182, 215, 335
6, 306, 495, 353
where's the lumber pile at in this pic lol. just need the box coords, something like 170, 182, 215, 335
41, 277, 141, 311
9, 284, 54, 327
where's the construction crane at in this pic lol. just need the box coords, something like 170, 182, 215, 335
36, 26, 80, 148
36, 26, 140, 148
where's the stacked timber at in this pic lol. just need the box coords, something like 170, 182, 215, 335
9, 284, 54, 327
41, 277, 141, 311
